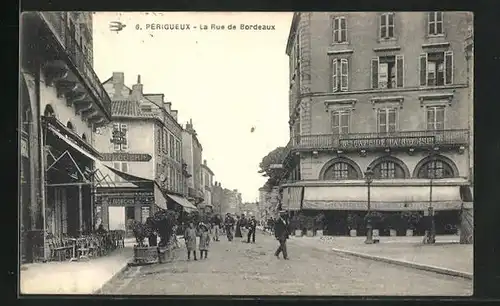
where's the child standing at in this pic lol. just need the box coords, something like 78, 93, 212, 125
198, 223, 210, 259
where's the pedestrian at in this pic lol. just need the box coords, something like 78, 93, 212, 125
184, 221, 198, 261
274, 211, 290, 260
198, 223, 210, 259
247, 215, 257, 243
224, 213, 234, 241
211, 214, 221, 241
145, 217, 157, 247
235, 216, 243, 238
172, 224, 180, 249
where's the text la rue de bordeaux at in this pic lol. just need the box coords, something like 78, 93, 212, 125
140, 23, 276, 31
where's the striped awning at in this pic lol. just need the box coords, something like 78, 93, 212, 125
282, 186, 303, 211
302, 186, 463, 211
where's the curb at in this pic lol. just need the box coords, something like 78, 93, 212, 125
330, 247, 473, 280
92, 260, 132, 294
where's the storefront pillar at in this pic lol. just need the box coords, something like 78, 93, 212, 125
78, 185, 83, 234
102, 198, 109, 230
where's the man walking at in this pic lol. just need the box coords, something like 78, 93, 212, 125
247, 216, 257, 243
274, 211, 290, 260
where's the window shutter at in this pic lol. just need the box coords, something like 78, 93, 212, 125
333, 18, 339, 42
426, 107, 435, 130
436, 107, 445, 130
378, 109, 387, 133
388, 109, 397, 132
380, 14, 386, 38
371, 58, 379, 89
428, 12, 435, 35
444, 51, 453, 85
340, 112, 349, 134
332, 112, 340, 134
388, 13, 395, 38
396, 55, 404, 87
419, 54, 427, 86
340, 17, 347, 42
120, 123, 128, 150
340, 58, 348, 91
332, 59, 338, 92
112, 123, 120, 151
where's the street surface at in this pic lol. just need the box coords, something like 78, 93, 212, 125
100, 232, 472, 296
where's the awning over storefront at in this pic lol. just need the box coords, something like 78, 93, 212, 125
153, 182, 168, 210
47, 124, 101, 162
282, 187, 303, 211
302, 185, 463, 211
167, 194, 198, 212
104, 165, 152, 184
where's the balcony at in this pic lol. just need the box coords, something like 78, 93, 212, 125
284, 129, 468, 159
36, 12, 112, 124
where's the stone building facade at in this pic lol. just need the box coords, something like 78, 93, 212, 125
200, 160, 215, 214
182, 120, 205, 205
281, 12, 473, 237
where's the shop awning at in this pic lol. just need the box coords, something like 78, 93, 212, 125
104, 165, 153, 184
302, 185, 463, 211
167, 194, 198, 212
153, 182, 168, 210
47, 124, 101, 162
282, 187, 303, 211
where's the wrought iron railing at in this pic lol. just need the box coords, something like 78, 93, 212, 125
283, 129, 468, 160
39, 12, 112, 118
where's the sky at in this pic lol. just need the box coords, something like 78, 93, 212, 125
92, 12, 293, 202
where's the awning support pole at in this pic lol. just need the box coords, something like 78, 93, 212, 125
78, 185, 83, 234
47, 151, 68, 171
66, 151, 88, 182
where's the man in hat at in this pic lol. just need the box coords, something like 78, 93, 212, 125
247, 215, 257, 243
274, 210, 290, 260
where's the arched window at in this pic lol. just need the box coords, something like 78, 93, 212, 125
66, 121, 74, 131
82, 133, 87, 142
43, 104, 55, 117
370, 157, 409, 179
324, 162, 359, 180
417, 160, 455, 178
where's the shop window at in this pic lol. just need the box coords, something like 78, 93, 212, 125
377, 108, 397, 133
332, 109, 350, 134
333, 17, 347, 43
419, 51, 453, 86
324, 162, 359, 180
426, 106, 445, 131
428, 12, 444, 36
332, 58, 349, 92
380, 13, 395, 39
371, 55, 404, 89
417, 159, 455, 179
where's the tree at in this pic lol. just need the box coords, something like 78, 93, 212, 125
258, 146, 287, 190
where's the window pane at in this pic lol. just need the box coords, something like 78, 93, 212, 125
371, 58, 379, 89
436, 22, 442, 34
379, 63, 388, 88
381, 14, 386, 26
429, 12, 435, 22
340, 28, 347, 42
436, 12, 443, 21
340, 17, 346, 30
388, 25, 394, 38
388, 13, 394, 25
340, 113, 349, 127
436, 107, 444, 124
388, 109, 396, 125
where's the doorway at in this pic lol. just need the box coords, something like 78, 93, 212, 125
108, 206, 126, 231
125, 206, 135, 237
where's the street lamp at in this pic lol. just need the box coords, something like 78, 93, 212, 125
424, 150, 437, 244
364, 166, 375, 244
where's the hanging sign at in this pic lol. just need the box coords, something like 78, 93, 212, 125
101, 153, 152, 162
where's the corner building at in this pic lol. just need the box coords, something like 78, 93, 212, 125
281, 12, 473, 236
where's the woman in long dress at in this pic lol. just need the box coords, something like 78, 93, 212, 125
234, 216, 243, 238
184, 222, 198, 260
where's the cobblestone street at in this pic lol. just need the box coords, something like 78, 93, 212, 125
100, 232, 472, 296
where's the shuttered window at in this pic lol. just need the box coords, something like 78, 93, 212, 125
333, 17, 347, 43
377, 108, 397, 133
380, 13, 395, 39
426, 106, 445, 131
332, 58, 348, 92
120, 124, 128, 150
420, 52, 453, 86
332, 110, 350, 134
371, 55, 403, 89
428, 12, 444, 35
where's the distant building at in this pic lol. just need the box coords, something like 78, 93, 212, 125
239, 202, 260, 220
94, 73, 192, 236
200, 159, 215, 214
182, 120, 205, 205
222, 189, 242, 215
212, 181, 224, 215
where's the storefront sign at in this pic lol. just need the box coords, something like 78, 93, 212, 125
21, 136, 29, 158
104, 191, 154, 206
339, 136, 435, 149
101, 153, 152, 162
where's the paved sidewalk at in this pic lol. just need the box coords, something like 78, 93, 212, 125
20, 239, 135, 295
288, 235, 473, 276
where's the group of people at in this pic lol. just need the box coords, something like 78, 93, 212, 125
181, 210, 291, 261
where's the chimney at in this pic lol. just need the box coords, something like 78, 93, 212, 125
171, 110, 178, 121
203, 160, 207, 166
112, 72, 125, 99
163, 101, 171, 113
131, 74, 143, 101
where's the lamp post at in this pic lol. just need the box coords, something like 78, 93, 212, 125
425, 151, 437, 244
364, 166, 374, 244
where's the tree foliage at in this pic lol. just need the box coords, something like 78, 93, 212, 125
258, 146, 287, 190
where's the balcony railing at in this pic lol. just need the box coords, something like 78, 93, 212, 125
284, 129, 468, 158
39, 12, 112, 118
